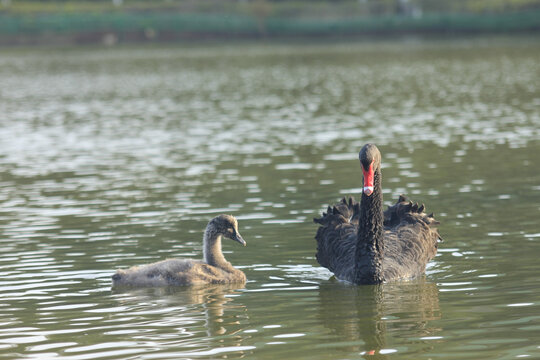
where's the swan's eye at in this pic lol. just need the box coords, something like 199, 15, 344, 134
361, 159, 373, 171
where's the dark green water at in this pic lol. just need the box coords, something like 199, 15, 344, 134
0, 37, 539, 359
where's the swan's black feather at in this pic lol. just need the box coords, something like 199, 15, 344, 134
314, 143, 441, 285
315, 195, 440, 283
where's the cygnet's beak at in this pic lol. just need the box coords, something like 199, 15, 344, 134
233, 231, 247, 246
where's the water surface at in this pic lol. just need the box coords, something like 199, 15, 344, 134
0, 37, 539, 359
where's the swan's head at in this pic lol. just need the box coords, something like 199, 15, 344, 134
359, 143, 381, 197
209, 214, 246, 246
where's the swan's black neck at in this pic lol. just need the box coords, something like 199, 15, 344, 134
203, 229, 232, 270
354, 167, 384, 284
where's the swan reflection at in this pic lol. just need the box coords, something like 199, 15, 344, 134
112, 284, 250, 356
318, 280, 441, 359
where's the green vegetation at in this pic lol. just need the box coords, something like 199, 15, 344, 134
3, 0, 540, 16
1, 0, 539, 44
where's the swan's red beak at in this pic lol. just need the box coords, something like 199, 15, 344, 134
362, 161, 374, 196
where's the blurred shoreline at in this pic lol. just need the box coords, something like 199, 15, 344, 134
1, 0, 540, 46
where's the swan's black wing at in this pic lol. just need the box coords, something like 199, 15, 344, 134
382, 195, 441, 281
315, 195, 441, 282
314, 197, 359, 282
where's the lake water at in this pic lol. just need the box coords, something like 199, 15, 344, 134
0, 37, 539, 359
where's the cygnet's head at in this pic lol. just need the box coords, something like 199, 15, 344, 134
208, 214, 246, 246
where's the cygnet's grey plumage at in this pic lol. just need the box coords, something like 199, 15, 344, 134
112, 215, 246, 287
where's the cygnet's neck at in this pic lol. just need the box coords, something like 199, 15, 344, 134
203, 228, 231, 270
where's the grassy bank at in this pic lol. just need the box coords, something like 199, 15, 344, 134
3, 0, 540, 16
1, 1, 540, 45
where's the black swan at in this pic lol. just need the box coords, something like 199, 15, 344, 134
314, 144, 441, 284
112, 214, 247, 287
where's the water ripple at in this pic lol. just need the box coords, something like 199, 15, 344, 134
0, 39, 539, 360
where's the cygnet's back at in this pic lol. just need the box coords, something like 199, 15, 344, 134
112, 215, 246, 287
